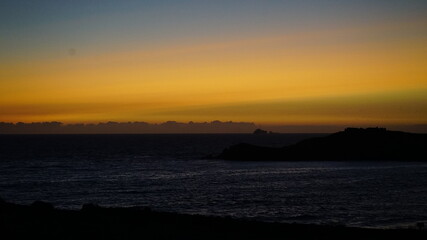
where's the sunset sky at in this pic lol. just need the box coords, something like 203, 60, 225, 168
1, 1, 427, 129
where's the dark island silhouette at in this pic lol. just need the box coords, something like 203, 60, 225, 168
219, 127, 427, 161
253, 128, 279, 135
1, 199, 426, 240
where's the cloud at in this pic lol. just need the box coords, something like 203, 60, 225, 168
151, 89, 427, 125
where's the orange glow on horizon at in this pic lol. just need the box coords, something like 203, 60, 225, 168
1, 17, 427, 126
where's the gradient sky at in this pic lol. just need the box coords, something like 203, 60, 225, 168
1, 0, 427, 127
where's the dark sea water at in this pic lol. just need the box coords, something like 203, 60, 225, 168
1, 134, 426, 228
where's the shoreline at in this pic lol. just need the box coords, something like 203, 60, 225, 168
1, 199, 426, 240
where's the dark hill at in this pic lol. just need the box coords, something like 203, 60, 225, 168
218, 128, 427, 161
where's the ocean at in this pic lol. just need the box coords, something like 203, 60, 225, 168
0, 134, 426, 228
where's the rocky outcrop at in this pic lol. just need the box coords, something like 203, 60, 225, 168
219, 128, 427, 161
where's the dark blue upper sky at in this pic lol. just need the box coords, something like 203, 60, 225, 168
2, 0, 427, 60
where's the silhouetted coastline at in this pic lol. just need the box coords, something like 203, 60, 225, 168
219, 128, 427, 161
1, 199, 426, 240
0, 121, 256, 134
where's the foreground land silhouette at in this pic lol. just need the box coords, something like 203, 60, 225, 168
219, 128, 427, 161
1, 199, 426, 240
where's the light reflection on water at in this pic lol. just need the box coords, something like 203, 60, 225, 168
0, 134, 426, 228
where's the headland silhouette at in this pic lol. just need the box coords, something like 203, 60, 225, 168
219, 128, 427, 161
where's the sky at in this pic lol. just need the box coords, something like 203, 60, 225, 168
1, 1, 427, 130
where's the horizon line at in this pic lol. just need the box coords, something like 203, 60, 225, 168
1, 121, 427, 134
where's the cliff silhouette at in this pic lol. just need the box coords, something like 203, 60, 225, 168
219, 128, 427, 161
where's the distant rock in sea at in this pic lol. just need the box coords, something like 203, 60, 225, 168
253, 129, 268, 135
219, 128, 427, 161
253, 128, 278, 135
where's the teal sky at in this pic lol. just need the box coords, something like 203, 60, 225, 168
2, 0, 427, 61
